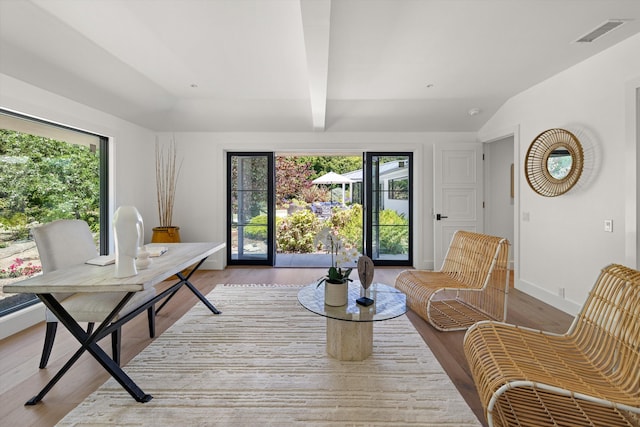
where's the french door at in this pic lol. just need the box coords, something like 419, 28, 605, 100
364, 153, 413, 266
227, 152, 275, 265
226, 151, 412, 266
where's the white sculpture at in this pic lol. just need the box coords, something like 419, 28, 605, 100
113, 206, 143, 278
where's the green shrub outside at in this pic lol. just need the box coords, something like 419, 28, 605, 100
327, 204, 363, 250
0, 212, 31, 240
247, 203, 407, 255
244, 214, 281, 241
378, 209, 409, 254
276, 209, 321, 253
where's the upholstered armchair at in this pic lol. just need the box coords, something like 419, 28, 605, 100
32, 219, 156, 368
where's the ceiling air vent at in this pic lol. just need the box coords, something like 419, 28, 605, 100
575, 20, 627, 43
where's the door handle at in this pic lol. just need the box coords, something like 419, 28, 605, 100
436, 213, 448, 221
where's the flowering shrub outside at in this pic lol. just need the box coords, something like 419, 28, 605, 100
276, 210, 321, 253
0, 258, 42, 279
326, 204, 363, 249
249, 202, 403, 257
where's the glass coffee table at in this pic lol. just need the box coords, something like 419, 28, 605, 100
298, 281, 407, 361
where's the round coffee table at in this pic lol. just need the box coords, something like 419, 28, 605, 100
297, 281, 407, 361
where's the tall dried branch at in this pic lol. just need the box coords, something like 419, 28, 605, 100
155, 138, 182, 227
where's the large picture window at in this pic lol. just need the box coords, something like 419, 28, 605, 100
0, 111, 108, 317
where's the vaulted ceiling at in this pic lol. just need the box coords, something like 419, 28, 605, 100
1, 0, 639, 132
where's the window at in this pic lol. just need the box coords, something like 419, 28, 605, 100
0, 110, 108, 317
365, 153, 412, 266
389, 178, 409, 200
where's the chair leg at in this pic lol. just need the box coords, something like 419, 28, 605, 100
111, 327, 122, 366
39, 322, 58, 369
147, 306, 156, 338
40, 322, 97, 369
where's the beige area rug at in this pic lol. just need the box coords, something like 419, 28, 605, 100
58, 284, 481, 426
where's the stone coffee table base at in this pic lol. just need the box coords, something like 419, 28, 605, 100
326, 317, 373, 361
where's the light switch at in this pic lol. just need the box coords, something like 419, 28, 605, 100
604, 219, 613, 232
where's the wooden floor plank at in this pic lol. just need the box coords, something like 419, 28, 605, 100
0, 267, 573, 427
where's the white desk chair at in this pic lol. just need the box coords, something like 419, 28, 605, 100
33, 219, 156, 368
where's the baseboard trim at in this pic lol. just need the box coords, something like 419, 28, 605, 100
517, 279, 581, 316
0, 302, 44, 340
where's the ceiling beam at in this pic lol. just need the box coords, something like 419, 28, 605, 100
300, 0, 331, 131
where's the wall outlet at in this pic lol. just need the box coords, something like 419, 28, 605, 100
604, 219, 613, 232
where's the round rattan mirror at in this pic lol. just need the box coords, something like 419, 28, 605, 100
525, 128, 584, 197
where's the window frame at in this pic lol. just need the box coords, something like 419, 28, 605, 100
0, 109, 109, 317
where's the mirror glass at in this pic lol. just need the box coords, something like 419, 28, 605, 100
525, 128, 584, 197
546, 146, 572, 180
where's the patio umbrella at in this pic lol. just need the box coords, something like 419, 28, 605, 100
312, 171, 354, 205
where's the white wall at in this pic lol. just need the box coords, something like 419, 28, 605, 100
484, 136, 515, 268
0, 73, 157, 250
163, 131, 476, 270
0, 73, 157, 338
0, 71, 477, 271
8, 29, 638, 319
479, 33, 640, 315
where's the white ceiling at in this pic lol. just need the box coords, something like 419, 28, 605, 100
1, 0, 639, 132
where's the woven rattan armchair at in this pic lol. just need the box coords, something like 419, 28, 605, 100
395, 230, 510, 331
464, 264, 640, 427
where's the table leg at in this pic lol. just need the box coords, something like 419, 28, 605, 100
183, 279, 221, 314
27, 293, 153, 405
157, 257, 221, 315
326, 318, 373, 361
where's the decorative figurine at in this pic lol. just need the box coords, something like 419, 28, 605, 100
356, 255, 375, 306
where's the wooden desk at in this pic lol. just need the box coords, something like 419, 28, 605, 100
4, 242, 225, 405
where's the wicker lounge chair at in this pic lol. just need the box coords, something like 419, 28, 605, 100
395, 230, 510, 331
464, 263, 640, 427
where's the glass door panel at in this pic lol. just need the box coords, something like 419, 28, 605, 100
365, 153, 412, 266
227, 153, 274, 265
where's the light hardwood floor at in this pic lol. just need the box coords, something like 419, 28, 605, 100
0, 267, 573, 427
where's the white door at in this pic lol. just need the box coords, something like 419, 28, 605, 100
433, 143, 483, 268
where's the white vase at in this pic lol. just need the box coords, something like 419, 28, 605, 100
136, 245, 152, 270
113, 206, 143, 278
324, 280, 348, 306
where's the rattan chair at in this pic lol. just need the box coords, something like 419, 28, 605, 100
33, 219, 156, 368
464, 264, 640, 427
395, 230, 510, 331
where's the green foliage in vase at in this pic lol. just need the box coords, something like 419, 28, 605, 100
315, 226, 359, 284
326, 266, 352, 283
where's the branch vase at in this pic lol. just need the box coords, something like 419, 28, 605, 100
151, 226, 181, 243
